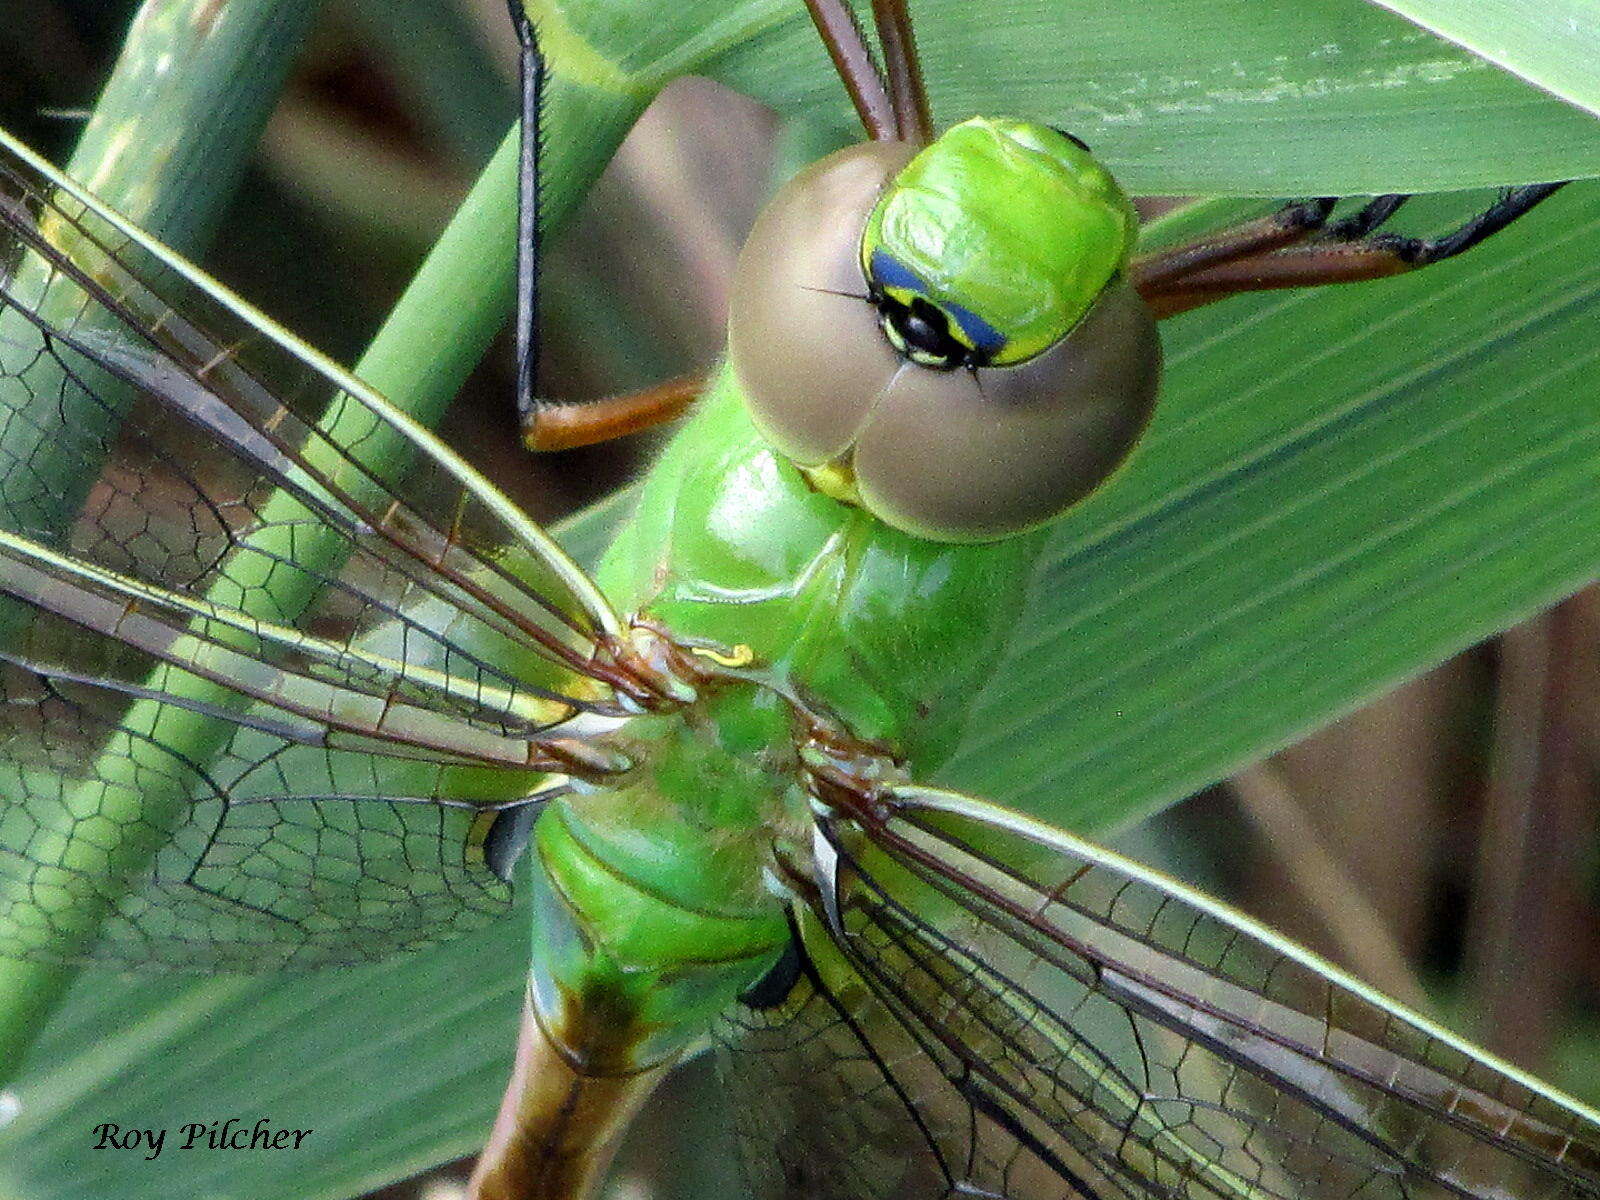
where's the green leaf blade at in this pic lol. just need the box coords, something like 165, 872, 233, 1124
1361, 0, 1600, 122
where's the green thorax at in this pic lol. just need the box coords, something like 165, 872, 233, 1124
596, 365, 1047, 767
861, 116, 1138, 366
527, 367, 1048, 1070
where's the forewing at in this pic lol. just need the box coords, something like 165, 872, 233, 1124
0, 129, 622, 967
717, 784, 1600, 1200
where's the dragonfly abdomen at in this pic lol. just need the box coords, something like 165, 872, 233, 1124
525, 702, 798, 1076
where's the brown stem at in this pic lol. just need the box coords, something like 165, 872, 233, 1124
1230, 761, 1431, 1013
1465, 589, 1600, 1069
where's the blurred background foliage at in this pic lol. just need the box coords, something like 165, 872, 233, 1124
1, 0, 768, 523
0, 2, 1596, 1199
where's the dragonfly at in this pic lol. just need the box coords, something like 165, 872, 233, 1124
0, 1, 1595, 1198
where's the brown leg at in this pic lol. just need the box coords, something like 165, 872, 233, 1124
871, 0, 934, 144
804, 0, 897, 142
1138, 184, 1566, 320
504, 6, 704, 454
1131, 197, 1337, 293
521, 373, 704, 452
1142, 242, 1415, 318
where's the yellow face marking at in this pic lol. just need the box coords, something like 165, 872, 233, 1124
877, 284, 982, 356
689, 643, 756, 669
799, 459, 865, 508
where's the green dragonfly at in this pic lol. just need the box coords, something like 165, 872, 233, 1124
1, 1, 1599, 1198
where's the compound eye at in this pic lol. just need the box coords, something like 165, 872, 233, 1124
729, 141, 918, 465
728, 143, 1162, 543
851, 277, 1161, 541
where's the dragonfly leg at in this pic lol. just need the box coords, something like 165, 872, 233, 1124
506, 0, 549, 433
1131, 196, 1339, 293
870, 0, 934, 144
505, 4, 704, 451
803, 0, 898, 142
1138, 184, 1567, 319
521, 373, 705, 451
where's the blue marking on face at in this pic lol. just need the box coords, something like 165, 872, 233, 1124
867, 248, 1008, 358
940, 297, 1007, 357
867, 247, 924, 293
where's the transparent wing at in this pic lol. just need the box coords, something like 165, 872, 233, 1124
0, 128, 629, 967
717, 783, 1600, 1200
717, 919, 1076, 1199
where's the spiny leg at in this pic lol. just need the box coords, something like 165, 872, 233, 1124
510, 0, 924, 452
1131, 197, 1338, 293
1371, 182, 1564, 264
1138, 183, 1567, 319
510, 2, 936, 452
507, 0, 545, 437
506, 3, 706, 451
871, 0, 934, 144
804, 0, 898, 142
1325, 193, 1409, 240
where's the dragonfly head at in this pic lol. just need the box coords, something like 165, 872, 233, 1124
862, 117, 1140, 370
728, 123, 1161, 543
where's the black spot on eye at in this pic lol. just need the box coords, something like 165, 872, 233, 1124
902, 300, 948, 350
1051, 125, 1092, 153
